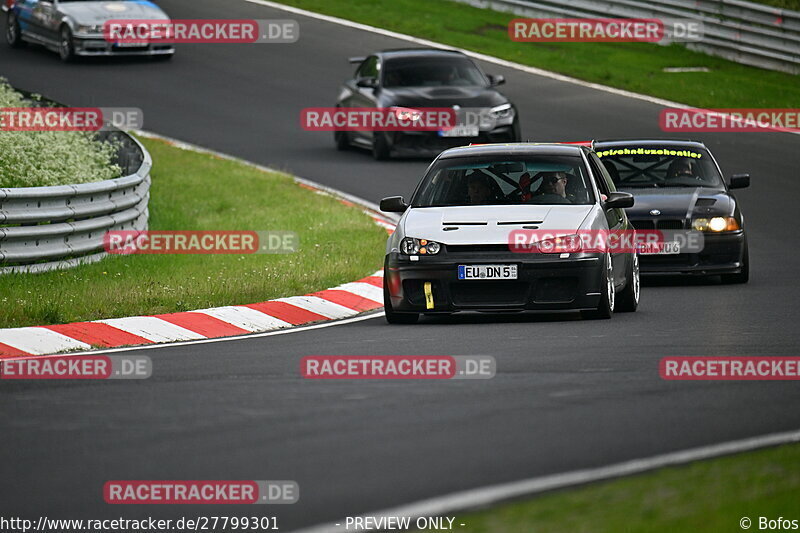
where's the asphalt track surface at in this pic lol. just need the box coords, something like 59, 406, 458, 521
2, 1, 800, 529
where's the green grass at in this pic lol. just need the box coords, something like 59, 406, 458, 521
0, 136, 387, 328
450, 443, 800, 532
274, 0, 800, 108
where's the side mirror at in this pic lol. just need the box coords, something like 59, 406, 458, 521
488, 74, 505, 86
729, 173, 750, 189
380, 196, 408, 213
604, 191, 634, 209
356, 77, 378, 89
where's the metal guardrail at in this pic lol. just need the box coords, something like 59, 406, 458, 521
457, 0, 800, 74
0, 130, 151, 273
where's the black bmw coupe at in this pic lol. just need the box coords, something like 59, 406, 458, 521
334, 48, 520, 160
594, 139, 750, 283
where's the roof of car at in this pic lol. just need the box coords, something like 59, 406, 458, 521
377, 48, 466, 59
593, 139, 708, 149
437, 143, 588, 159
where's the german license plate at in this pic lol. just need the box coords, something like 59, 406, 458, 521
458, 264, 518, 280
439, 125, 479, 137
115, 42, 148, 48
638, 242, 680, 255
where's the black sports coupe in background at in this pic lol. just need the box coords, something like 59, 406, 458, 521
335, 48, 520, 160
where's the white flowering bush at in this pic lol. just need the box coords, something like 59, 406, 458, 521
0, 80, 121, 188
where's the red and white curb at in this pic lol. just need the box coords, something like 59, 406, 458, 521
0, 132, 396, 359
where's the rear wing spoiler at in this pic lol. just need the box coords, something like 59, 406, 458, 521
348, 56, 366, 64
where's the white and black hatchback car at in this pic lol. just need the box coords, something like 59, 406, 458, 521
379, 143, 640, 323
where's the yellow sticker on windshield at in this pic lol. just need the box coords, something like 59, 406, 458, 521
596, 148, 702, 158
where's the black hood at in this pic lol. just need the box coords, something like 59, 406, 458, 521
379, 86, 507, 108
621, 187, 733, 218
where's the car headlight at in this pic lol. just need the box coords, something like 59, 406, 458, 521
692, 217, 740, 232
401, 238, 441, 255
392, 107, 422, 122
488, 103, 515, 120
76, 23, 103, 34
536, 234, 582, 254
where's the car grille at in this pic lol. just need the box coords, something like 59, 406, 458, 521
450, 282, 528, 306
445, 244, 510, 253
631, 219, 685, 230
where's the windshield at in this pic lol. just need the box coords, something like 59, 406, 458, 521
382, 56, 487, 88
595, 146, 724, 188
411, 155, 595, 207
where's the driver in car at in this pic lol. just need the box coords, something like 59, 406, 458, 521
529, 171, 572, 204
466, 172, 495, 205
666, 158, 695, 180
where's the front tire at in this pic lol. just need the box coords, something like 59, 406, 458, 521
616, 253, 640, 312
581, 253, 615, 320
372, 132, 391, 160
384, 275, 418, 324
58, 25, 75, 62
721, 238, 749, 284
6, 12, 25, 48
334, 130, 349, 151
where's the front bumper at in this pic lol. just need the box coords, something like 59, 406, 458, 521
639, 231, 746, 275
73, 36, 175, 57
383, 125, 518, 157
385, 251, 604, 313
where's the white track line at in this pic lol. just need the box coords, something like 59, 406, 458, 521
290, 428, 800, 533
0, 328, 90, 355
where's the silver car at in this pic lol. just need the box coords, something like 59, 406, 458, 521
4, 0, 174, 61
379, 143, 640, 323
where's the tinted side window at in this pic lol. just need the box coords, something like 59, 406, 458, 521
587, 152, 623, 227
